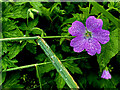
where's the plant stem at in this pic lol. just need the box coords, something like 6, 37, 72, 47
2, 57, 87, 72
0, 36, 75, 42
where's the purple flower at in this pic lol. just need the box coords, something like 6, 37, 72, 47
68, 16, 110, 56
101, 70, 111, 79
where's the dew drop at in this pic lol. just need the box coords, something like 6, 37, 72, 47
59, 69, 62, 71
103, 41, 107, 43
51, 56, 54, 59
91, 47, 94, 49
95, 48, 97, 50
65, 78, 67, 80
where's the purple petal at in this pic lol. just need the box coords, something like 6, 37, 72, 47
68, 21, 86, 36
70, 36, 86, 53
86, 16, 103, 32
101, 70, 111, 79
92, 29, 110, 44
85, 38, 101, 56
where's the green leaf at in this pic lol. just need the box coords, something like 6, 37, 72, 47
61, 18, 76, 27
26, 43, 37, 54
2, 72, 6, 84
30, 2, 42, 15
35, 53, 47, 62
2, 55, 18, 70
90, 6, 101, 15
55, 73, 66, 88
2, 72, 24, 88
63, 62, 83, 74
91, 2, 119, 28
87, 72, 116, 88
2, 19, 18, 32
61, 42, 70, 52
41, 7, 50, 17
3, 3, 28, 19
8, 42, 27, 59
38, 63, 55, 74
28, 16, 39, 29
3, 28, 24, 38
97, 28, 119, 71
78, 5, 89, 19
2, 42, 7, 54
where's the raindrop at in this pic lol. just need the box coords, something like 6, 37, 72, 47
88, 39, 92, 43
60, 69, 62, 72
51, 56, 54, 59
103, 41, 107, 43
91, 47, 94, 49
95, 48, 97, 50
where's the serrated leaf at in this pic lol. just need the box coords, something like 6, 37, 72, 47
8, 42, 27, 59
2, 19, 18, 32
78, 5, 89, 19
35, 53, 46, 62
14, 2, 26, 5
97, 28, 119, 71
30, 2, 42, 15
90, 6, 101, 15
2, 56, 18, 70
3, 28, 24, 38
28, 16, 39, 29
61, 17, 76, 27
61, 42, 70, 52
19, 22, 28, 31
63, 62, 83, 74
2, 72, 6, 84
3, 4, 28, 19
38, 63, 55, 74
26, 43, 37, 54
2, 72, 24, 88
55, 73, 65, 88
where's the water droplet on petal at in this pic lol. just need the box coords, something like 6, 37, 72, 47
95, 48, 97, 50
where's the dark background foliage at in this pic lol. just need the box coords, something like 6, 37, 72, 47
1, 2, 120, 89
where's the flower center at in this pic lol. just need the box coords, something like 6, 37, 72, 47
84, 30, 92, 39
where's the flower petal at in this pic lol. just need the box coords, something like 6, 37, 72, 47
68, 21, 86, 36
70, 36, 86, 53
86, 16, 103, 31
101, 70, 111, 79
92, 29, 110, 44
85, 38, 101, 56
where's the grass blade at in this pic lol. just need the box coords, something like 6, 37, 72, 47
37, 38, 79, 89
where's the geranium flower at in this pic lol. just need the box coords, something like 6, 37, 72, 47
68, 16, 110, 56
101, 70, 111, 79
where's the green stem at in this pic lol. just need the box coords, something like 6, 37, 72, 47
0, 36, 75, 42
2, 57, 87, 72
36, 65, 42, 90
